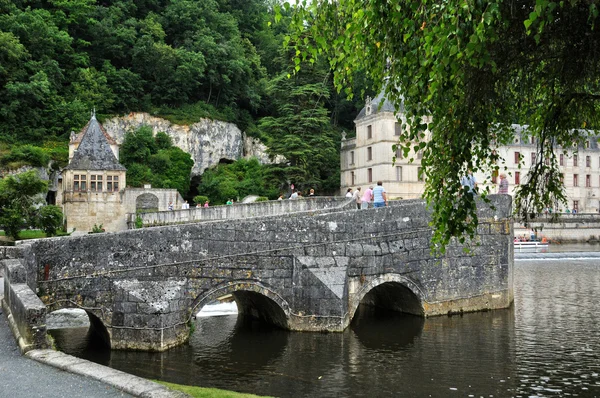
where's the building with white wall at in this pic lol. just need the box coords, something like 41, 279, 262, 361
58, 112, 183, 233
340, 92, 600, 213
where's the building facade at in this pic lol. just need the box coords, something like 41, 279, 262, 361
341, 93, 600, 213
58, 113, 182, 233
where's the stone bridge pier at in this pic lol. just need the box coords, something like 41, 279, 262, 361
14, 196, 512, 351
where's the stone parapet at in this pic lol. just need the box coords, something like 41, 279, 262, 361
1, 259, 49, 353
130, 197, 353, 228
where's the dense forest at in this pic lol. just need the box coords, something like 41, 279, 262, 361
0, 0, 373, 201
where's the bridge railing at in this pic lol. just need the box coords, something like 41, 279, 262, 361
127, 197, 354, 228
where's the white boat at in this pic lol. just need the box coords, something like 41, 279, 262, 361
514, 241, 549, 252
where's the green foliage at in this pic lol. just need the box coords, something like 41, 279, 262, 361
255, 196, 268, 202
0, 170, 48, 240
135, 215, 143, 229
120, 126, 193, 196
197, 158, 279, 205
0, 145, 50, 168
193, 195, 209, 206
90, 224, 105, 234
258, 71, 340, 195
38, 205, 63, 236
286, 0, 600, 251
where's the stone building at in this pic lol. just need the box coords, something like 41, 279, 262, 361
341, 92, 600, 213
58, 113, 182, 233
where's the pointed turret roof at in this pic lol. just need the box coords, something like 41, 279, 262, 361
65, 113, 126, 171
355, 88, 405, 121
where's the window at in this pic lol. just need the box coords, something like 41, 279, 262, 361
514, 152, 520, 164
531, 152, 536, 165
585, 141, 590, 149
560, 173, 564, 184
367, 125, 372, 139
395, 147, 403, 160
351, 172, 355, 186
573, 200, 579, 212
573, 174, 579, 187
80, 174, 86, 191
367, 147, 372, 161
417, 167, 424, 181
367, 168, 372, 183
350, 151, 355, 166
396, 166, 402, 181
573, 155, 578, 167
560, 154, 564, 166
90, 175, 103, 191
531, 137, 536, 144
586, 174, 591, 187
417, 150, 423, 160
586, 156, 591, 167
107, 176, 112, 192
491, 170, 498, 184
394, 122, 402, 136
113, 175, 119, 191
73, 174, 80, 191
515, 171, 520, 185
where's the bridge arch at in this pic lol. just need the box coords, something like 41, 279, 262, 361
349, 274, 425, 324
192, 281, 291, 330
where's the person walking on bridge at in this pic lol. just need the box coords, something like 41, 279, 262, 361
352, 187, 362, 209
361, 186, 373, 209
373, 181, 387, 208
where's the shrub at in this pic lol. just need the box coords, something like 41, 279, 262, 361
193, 195, 209, 205
38, 205, 63, 237
256, 196, 269, 202
90, 224, 105, 234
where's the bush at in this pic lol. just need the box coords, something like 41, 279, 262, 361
38, 205, 63, 236
0, 145, 51, 168
256, 196, 269, 202
193, 195, 209, 206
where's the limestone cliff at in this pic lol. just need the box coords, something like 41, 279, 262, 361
102, 112, 276, 176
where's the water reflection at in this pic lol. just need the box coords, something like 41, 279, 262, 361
50, 259, 600, 398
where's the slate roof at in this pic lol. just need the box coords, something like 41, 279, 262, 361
65, 115, 126, 171
355, 89, 405, 121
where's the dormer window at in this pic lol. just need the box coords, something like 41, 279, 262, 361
365, 96, 372, 116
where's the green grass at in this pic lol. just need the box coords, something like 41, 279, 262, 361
155, 380, 270, 398
0, 229, 70, 240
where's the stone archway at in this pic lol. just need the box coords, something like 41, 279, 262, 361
192, 281, 291, 330
135, 193, 159, 213
348, 274, 425, 324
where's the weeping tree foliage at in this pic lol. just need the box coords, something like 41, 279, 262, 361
283, 0, 600, 251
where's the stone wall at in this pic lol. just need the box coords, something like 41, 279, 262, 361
17, 195, 513, 351
132, 197, 351, 228
514, 214, 600, 243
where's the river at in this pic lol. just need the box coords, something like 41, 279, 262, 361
50, 246, 600, 397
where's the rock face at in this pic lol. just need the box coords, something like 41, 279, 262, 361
102, 113, 275, 176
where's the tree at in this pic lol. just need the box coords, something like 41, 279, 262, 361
197, 158, 279, 205
285, 0, 600, 251
0, 170, 48, 240
120, 126, 193, 196
259, 71, 340, 194
38, 205, 64, 237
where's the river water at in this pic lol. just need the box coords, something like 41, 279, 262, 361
51, 246, 600, 397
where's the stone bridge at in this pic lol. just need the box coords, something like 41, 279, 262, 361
2, 196, 513, 352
